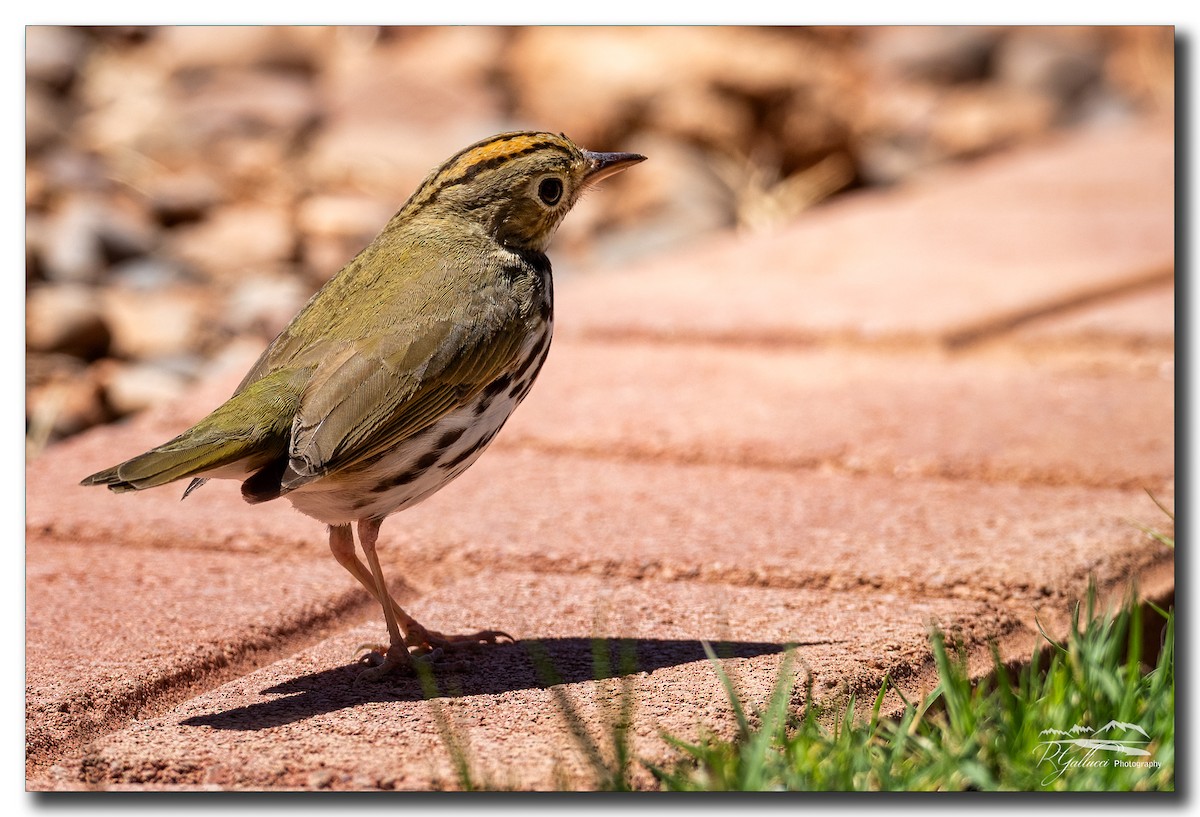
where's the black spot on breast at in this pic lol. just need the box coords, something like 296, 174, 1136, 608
372, 466, 426, 492
510, 334, 550, 383
439, 438, 485, 471
436, 427, 466, 450
439, 425, 504, 472
526, 347, 550, 383
510, 342, 552, 404
474, 397, 493, 416
372, 451, 441, 493
482, 374, 513, 399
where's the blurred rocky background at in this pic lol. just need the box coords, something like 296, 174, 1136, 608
25, 25, 1174, 458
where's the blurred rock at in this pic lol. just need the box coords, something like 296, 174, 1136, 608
102, 194, 160, 262
296, 193, 393, 280
995, 27, 1107, 121
300, 235, 361, 285
642, 84, 756, 152
26, 354, 108, 452
38, 195, 107, 283
166, 203, 295, 282
78, 44, 315, 201
26, 165, 48, 214
855, 79, 1055, 184
1106, 27, 1174, 114
205, 139, 301, 202
307, 27, 509, 193
100, 286, 206, 359
297, 193, 393, 239
25, 88, 67, 154
35, 191, 158, 283
862, 26, 1002, 84
108, 257, 192, 291
224, 274, 311, 337
25, 213, 48, 283
779, 83, 857, 169
369, 26, 508, 91
94, 359, 190, 417
26, 284, 110, 359
142, 171, 227, 226
25, 26, 89, 90
508, 27, 701, 149
509, 27, 856, 153
172, 69, 321, 146
852, 81, 943, 185
75, 46, 174, 156
144, 25, 332, 76
38, 148, 111, 192
929, 86, 1055, 157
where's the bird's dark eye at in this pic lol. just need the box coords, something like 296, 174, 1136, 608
537, 177, 563, 206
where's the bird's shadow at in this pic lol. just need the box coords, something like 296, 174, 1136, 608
182, 636, 814, 732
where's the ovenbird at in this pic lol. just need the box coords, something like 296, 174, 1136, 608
81, 131, 644, 680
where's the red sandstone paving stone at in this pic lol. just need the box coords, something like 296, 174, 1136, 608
32, 572, 1012, 791
25, 539, 360, 774
554, 121, 1173, 345
500, 340, 1175, 489
387, 451, 1172, 604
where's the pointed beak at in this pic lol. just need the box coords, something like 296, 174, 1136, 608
583, 150, 646, 185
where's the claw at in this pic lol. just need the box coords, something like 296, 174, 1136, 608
357, 649, 387, 668
410, 628, 516, 653
355, 642, 388, 665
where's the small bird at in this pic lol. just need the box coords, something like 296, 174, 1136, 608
81, 131, 644, 680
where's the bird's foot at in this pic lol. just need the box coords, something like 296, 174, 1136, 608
354, 645, 416, 684
405, 625, 515, 657
353, 627, 514, 683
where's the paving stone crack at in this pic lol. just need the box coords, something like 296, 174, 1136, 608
25, 583, 377, 781
493, 438, 1173, 492
941, 264, 1174, 350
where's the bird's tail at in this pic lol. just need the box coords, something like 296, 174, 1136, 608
80, 434, 266, 493
80, 369, 301, 493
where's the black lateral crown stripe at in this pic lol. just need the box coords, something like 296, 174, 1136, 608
409, 140, 575, 215
452, 141, 573, 188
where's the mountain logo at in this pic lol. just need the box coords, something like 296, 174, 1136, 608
1036, 720, 1156, 785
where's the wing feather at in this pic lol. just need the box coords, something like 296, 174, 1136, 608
280, 303, 530, 489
